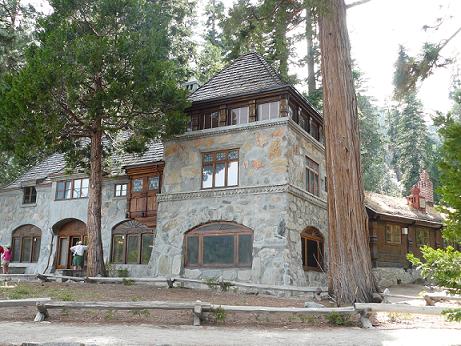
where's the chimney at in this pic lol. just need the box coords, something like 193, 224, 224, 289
415, 169, 434, 207
407, 185, 423, 210
183, 78, 200, 94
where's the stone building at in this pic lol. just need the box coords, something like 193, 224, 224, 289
0, 53, 328, 286
0, 53, 444, 288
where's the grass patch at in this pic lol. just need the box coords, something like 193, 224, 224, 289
4, 285, 33, 299
326, 312, 351, 326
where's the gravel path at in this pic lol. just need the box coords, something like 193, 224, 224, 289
1, 321, 460, 346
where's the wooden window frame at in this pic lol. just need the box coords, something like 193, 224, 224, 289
11, 226, 41, 263
114, 183, 128, 197
184, 222, 253, 269
228, 105, 250, 125
111, 223, 155, 265
385, 224, 402, 245
55, 178, 89, 200
306, 156, 320, 196
256, 99, 280, 121
301, 228, 324, 271
22, 186, 37, 204
201, 149, 239, 189
416, 228, 430, 246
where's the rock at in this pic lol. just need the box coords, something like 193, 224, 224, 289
304, 302, 325, 308
372, 292, 383, 303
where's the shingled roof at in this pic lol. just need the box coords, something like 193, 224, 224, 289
189, 52, 287, 103
365, 191, 443, 225
4, 142, 164, 190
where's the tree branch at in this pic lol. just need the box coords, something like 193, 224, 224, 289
346, 0, 373, 9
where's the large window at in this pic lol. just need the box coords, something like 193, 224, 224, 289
306, 156, 320, 196
56, 178, 89, 200
185, 222, 253, 268
257, 101, 280, 121
301, 227, 324, 271
111, 221, 155, 264
11, 225, 41, 263
202, 149, 239, 189
22, 186, 37, 204
416, 228, 430, 246
385, 224, 401, 245
230, 106, 249, 125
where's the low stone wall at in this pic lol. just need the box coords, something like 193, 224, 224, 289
373, 267, 421, 289
304, 271, 327, 287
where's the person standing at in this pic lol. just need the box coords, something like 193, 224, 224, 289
1, 246, 12, 274
70, 241, 87, 270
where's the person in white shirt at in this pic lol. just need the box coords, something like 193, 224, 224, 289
70, 241, 88, 270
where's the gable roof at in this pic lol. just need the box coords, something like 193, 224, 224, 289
3, 142, 164, 190
365, 191, 443, 225
189, 52, 287, 103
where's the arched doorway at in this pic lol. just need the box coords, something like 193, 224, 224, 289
11, 225, 42, 263
54, 219, 87, 269
300, 227, 324, 271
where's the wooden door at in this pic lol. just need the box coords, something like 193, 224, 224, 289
55, 220, 87, 269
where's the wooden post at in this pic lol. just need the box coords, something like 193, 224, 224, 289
369, 220, 378, 268
193, 301, 203, 326
359, 309, 373, 329
34, 303, 49, 322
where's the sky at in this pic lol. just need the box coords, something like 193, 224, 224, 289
30, 0, 461, 116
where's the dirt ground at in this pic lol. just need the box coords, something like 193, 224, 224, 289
0, 281, 459, 330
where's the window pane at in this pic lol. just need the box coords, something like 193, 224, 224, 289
32, 237, 41, 262
132, 179, 143, 192
187, 236, 199, 265
306, 240, 319, 268
239, 107, 249, 124
301, 239, 306, 267
81, 179, 89, 197
202, 165, 213, 188
12, 238, 20, 262
148, 176, 159, 190
73, 179, 82, 198
258, 103, 270, 121
230, 109, 238, 125
216, 152, 226, 161
238, 234, 252, 266
30, 187, 37, 203
203, 153, 213, 162
228, 150, 239, 160
203, 235, 234, 265
65, 181, 72, 199
21, 238, 32, 262
112, 235, 125, 263
215, 163, 226, 187
127, 235, 140, 264
141, 234, 154, 264
211, 112, 219, 128
59, 238, 69, 267
56, 182, 65, 200
227, 161, 238, 186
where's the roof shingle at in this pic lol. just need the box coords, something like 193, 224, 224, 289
189, 52, 287, 103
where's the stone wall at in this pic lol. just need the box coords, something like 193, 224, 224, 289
373, 267, 422, 289
0, 177, 133, 274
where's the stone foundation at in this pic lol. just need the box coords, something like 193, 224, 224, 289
373, 267, 421, 289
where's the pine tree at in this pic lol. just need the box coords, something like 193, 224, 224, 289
0, 0, 190, 276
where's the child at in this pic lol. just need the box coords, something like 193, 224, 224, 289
1, 246, 12, 274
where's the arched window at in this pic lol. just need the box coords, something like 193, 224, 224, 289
111, 221, 155, 264
11, 225, 41, 263
184, 222, 253, 268
301, 227, 324, 271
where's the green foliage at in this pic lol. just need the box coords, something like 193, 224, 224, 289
6, 284, 32, 299
443, 308, 461, 322
122, 278, 134, 286
326, 312, 350, 326
195, 41, 225, 84
213, 306, 226, 323
117, 269, 129, 278
407, 246, 461, 295
434, 93, 461, 243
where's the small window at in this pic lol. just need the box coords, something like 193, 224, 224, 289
306, 157, 320, 196
416, 228, 430, 246
184, 222, 253, 268
132, 178, 143, 193
385, 224, 401, 245
202, 149, 239, 189
148, 176, 160, 191
257, 101, 280, 121
55, 178, 89, 200
230, 106, 249, 125
203, 111, 220, 129
301, 228, 324, 271
22, 186, 37, 204
114, 183, 128, 197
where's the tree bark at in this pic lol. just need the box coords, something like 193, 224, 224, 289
318, 0, 376, 305
304, 2, 316, 94
86, 118, 106, 277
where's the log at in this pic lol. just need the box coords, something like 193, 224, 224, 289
85, 277, 169, 284
205, 304, 355, 314
38, 274, 86, 282
0, 274, 37, 281
40, 300, 209, 310
0, 298, 51, 307
354, 303, 446, 315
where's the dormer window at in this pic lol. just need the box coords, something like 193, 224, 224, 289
22, 186, 37, 204
230, 106, 249, 125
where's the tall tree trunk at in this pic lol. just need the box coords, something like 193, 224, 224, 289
305, 2, 316, 94
318, 0, 376, 305
86, 119, 106, 277
274, 0, 289, 81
